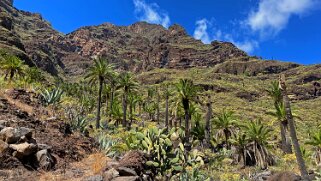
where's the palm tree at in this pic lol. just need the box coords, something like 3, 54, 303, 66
230, 132, 251, 167
306, 128, 321, 166
242, 120, 273, 169
279, 74, 309, 180
212, 110, 237, 149
267, 81, 292, 154
117, 72, 138, 128
108, 71, 119, 120
267, 103, 292, 154
175, 79, 198, 144
0, 55, 26, 81
85, 57, 114, 129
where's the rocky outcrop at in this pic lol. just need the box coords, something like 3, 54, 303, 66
0, 1, 251, 76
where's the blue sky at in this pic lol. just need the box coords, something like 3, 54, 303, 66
14, 0, 321, 64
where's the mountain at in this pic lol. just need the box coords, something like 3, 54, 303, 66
0, 0, 303, 77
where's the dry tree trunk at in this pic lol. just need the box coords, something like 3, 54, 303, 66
279, 74, 310, 181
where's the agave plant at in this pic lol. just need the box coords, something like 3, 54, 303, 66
97, 133, 118, 157
71, 116, 88, 134
41, 88, 64, 106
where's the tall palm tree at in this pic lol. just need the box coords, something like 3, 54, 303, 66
85, 57, 114, 129
117, 72, 138, 128
175, 79, 198, 144
267, 81, 292, 154
212, 110, 237, 149
279, 74, 309, 180
1, 55, 26, 81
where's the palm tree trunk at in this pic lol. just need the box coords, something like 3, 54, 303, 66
156, 89, 160, 125
122, 93, 127, 128
129, 102, 133, 128
183, 100, 190, 144
165, 95, 169, 130
109, 88, 114, 120
279, 75, 310, 180
205, 97, 212, 148
96, 77, 103, 129
280, 120, 292, 154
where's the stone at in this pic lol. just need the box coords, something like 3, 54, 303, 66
9, 143, 37, 159
118, 151, 145, 175
36, 149, 56, 171
0, 120, 8, 126
252, 171, 272, 181
0, 127, 33, 144
103, 168, 119, 181
111, 176, 139, 181
37, 144, 52, 150
0, 140, 9, 155
117, 167, 137, 177
106, 161, 120, 169
82, 175, 103, 181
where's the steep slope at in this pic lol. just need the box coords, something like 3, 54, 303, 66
1, 0, 300, 78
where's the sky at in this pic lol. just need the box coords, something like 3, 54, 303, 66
14, 0, 321, 65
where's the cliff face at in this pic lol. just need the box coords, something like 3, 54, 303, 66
0, 1, 302, 77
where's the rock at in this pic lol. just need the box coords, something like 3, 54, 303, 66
0, 125, 4, 131
0, 140, 9, 155
0, 127, 33, 144
36, 149, 56, 171
252, 171, 272, 181
37, 144, 52, 150
118, 151, 145, 175
112, 176, 140, 181
103, 168, 119, 181
0, 120, 8, 126
106, 161, 120, 169
117, 167, 137, 176
9, 142, 37, 159
267, 172, 301, 181
82, 175, 103, 181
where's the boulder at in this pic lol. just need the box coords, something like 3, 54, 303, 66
111, 176, 139, 181
117, 167, 137, 176
103, 168, 119, 181
118, 151, 145, 175
0, 127, 33, 144
9, 142, 37, 159
0, 140, 9, 155
36, 149, 56, 171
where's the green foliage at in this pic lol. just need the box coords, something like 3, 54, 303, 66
212, 110, 237, 145
97, 133, 118, 157
125, 127, 204, 178
191, 114, 205, 141
85, 57, 114, 85
41, 88, 64, 106
71, 116, 88, 133
0, 54, 26, 80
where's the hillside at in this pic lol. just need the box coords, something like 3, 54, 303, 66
1, 0, 321, 181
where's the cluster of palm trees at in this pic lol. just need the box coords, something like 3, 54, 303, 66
0, 52, 43, 83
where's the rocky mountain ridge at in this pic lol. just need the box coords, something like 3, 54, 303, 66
0, 0, 305, 77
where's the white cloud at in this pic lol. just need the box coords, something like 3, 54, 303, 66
193, 18, 258, 53
193, 19, 211, 44
133, 0, 170, 28
247, 0, 317, 37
